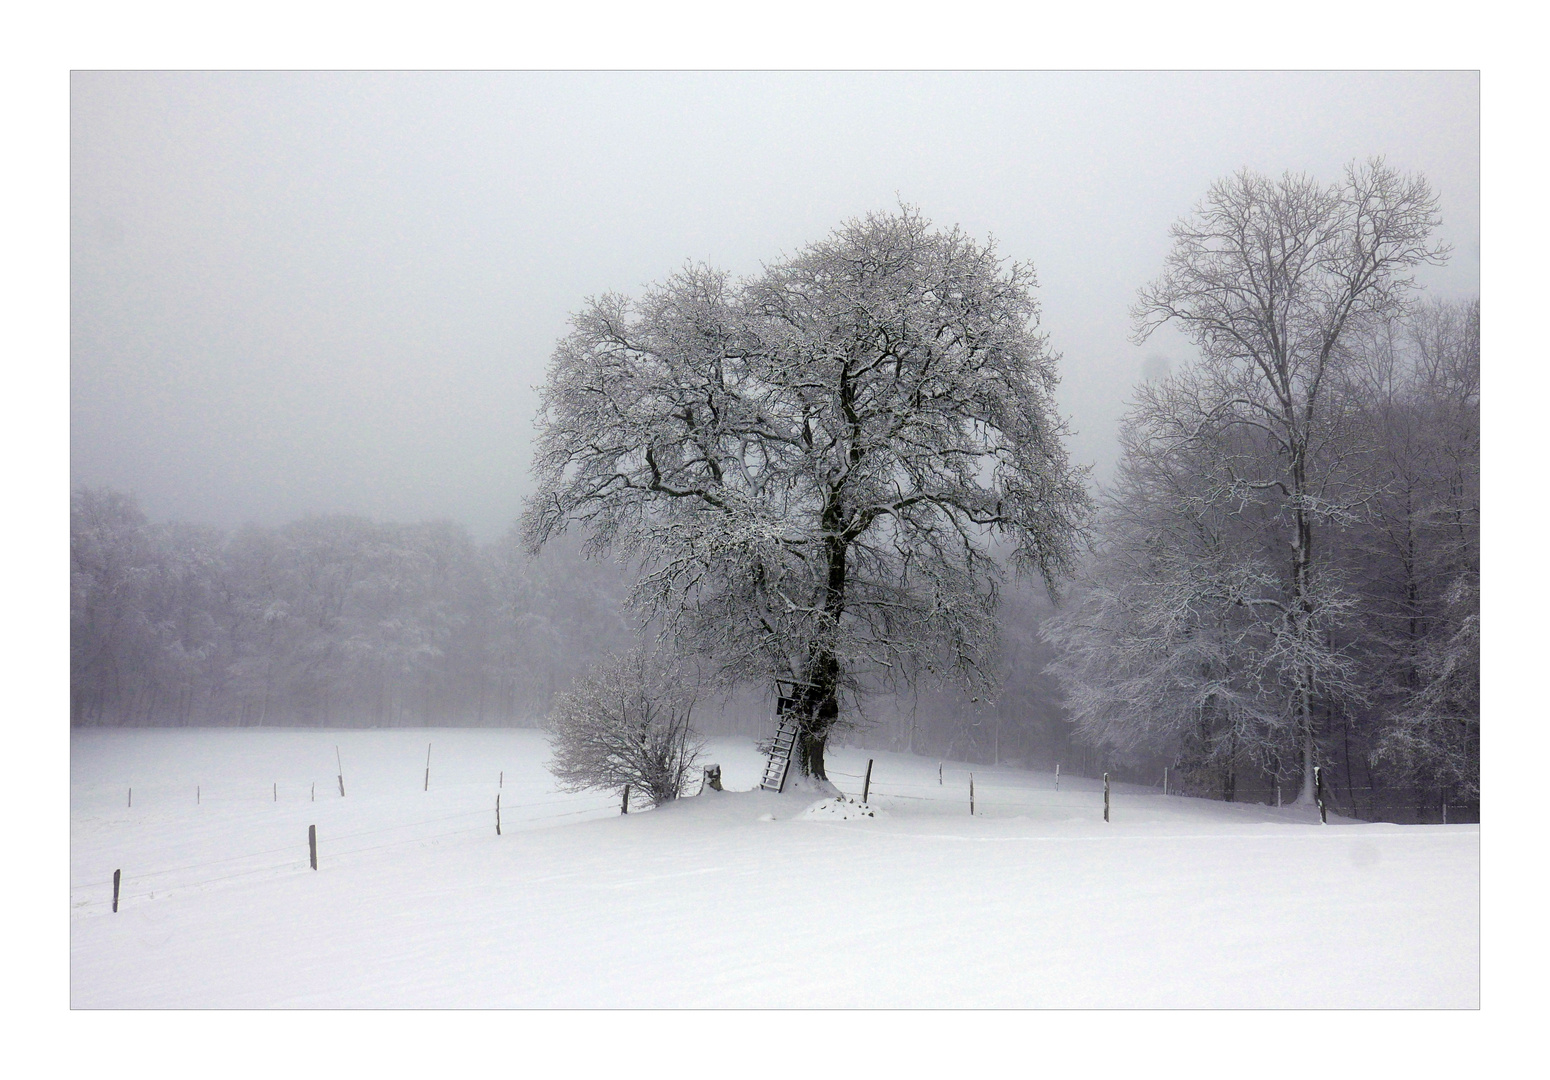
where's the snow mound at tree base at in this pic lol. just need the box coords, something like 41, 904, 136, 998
653, 785, 835, 822
801, 796, 883, 820
657, 787, 879, 822
774, 770, 842, 798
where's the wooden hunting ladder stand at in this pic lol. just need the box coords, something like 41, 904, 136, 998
759, 712, 800, 793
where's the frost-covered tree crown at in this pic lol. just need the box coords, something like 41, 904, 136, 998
522, 208, 1091, 776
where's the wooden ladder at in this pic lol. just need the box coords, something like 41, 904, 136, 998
759, 714, 800, 793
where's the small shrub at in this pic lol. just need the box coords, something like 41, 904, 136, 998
546, 647, 702, 807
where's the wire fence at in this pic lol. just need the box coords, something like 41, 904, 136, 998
1117, 779, 1479, 825
75, 756, 1478, 916
823, 762, 1480, 824
70, 790, 623, 916
75, 771, 570, 812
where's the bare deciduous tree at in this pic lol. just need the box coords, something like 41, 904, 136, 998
523, 207, 1091, 784
1131, 160, 1447, 802
546, 648, 702, 807
1044, 368, 1365, 799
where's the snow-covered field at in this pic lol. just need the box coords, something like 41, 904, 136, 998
70, 727, 1478, 1008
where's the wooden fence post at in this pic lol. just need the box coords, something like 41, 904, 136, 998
1315, 765, 1327, 824
863, 759, 873, 803
969, 773, 975, 816
496, 793, 502, 836
197, 785, 200, 805
309, 824, 318, 870
336, 746, 345, 797
424, 743, 432, 792
621, 784, 630, 815
273, 782, 277, 802
128, 788, 131, 808
112, 869, 121, 913
1103, 772, 1110, 822
1277, 783, 1282, 808
1055, 763, 1060, 790
499, 770, 503, 789
1443, 802, 1448, 825
938, 762, 943, 786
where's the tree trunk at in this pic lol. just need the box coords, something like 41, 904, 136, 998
789, 648, 840, 782
1292, 444, 1319, 805
787, 493, 850, 783
1299, 693, 1316, 803
797, 726, 828, 781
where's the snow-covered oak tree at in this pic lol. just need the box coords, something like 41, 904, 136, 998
1130, 160, 1447, 803
546, 647, 702, 807
523, 208, 1091, 785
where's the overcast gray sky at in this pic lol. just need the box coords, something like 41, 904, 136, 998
71, 71, 1480, 542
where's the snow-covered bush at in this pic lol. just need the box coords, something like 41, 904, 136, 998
546, 648, 703, 807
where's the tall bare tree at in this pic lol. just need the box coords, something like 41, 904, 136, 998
523, 208, 1090, 783
1044, 368, 1365, 798
1131, 160, 1447, 802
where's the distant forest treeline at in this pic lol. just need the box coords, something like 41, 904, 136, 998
70, 488, 1074, 763
70, 495, 635, 729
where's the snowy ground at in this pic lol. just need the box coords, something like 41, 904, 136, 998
70, 728, 1479, 1008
